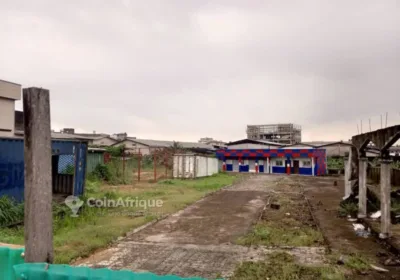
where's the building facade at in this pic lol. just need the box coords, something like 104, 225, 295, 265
216, 148, 326, 176
217, 140, 326, 176
0, 80, 21, 137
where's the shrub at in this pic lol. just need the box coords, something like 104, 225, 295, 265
0, 196, 24, 227
92, 164, 112, 181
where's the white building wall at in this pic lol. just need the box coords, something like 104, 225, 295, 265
196, 156, 207, 177
0, 80, 21, 100
207, 157, 218, 176
270, 157, 286, 166
173, 154, 218, 178
299, 158, 312, 167
0, 97, 15, 137
92, 137, 118, 146
117, 140, 151, 155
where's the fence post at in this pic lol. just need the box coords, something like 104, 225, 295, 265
154, 149, 157, 181
23, 87, 54, 263
122, 147, 126, 184
165, 151, 167, 178
138, 148, 141, 182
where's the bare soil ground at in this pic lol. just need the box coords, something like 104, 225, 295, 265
299, 175, 400, 279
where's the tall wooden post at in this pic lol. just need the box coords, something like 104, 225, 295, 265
154, 150, 157, 182
23, 87, 54, 263
138, 148, 141, 182
122, 148, 126, 184
165, 151, 168, 178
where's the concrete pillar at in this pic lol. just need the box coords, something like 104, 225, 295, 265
358, 157, 368, 218
311, 157, 315, 176
380, 159, 392, 239
344, 151, 352, 198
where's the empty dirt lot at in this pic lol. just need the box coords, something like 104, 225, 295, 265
77, 175, 400, 279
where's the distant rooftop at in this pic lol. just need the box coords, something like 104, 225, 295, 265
125, 137, 215, 150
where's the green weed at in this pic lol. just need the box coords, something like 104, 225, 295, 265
0, 196, 24, 227
236, 221, 324, 247
232, 252, 345, 280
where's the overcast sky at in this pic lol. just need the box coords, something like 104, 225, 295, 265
1, 0, 399, 142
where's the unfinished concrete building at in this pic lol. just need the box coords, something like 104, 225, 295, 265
346, 125, 400, 239
246, 123, 302, 145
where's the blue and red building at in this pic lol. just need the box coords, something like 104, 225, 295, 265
216, 139, 327, 176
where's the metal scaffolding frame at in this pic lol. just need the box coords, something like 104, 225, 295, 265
246, 123, 302, 145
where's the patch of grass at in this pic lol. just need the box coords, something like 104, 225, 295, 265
160, 173, 234, 192
84, 178, 102, 194
158, 179, 174, 185
0, 196, 24, 227
236, 221, 324, 247
0, 227, 24, 244
232, 252, 345, 280
344, 254, 370, 272
0, 173, 236, 264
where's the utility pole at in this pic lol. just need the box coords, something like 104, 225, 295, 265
369, 118, 372, 132
23, 87, 54, 263
385, 112, 388, 128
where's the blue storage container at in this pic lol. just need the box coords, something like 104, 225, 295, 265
0, 137, 88, 201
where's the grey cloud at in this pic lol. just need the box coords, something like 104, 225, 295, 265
2, 0, 400, 141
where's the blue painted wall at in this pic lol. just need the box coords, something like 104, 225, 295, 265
0, 138, 87, 201
259, 165, 264, 173
272, 166, 286, 174
239, 165, 249, 172
0, 139, 24, 202
299, 167, 313, 175
226, 164, 233, 171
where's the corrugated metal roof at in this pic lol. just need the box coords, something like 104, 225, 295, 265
11, 130, 90, 142
227, 139, 282, 146
73, 133, 110, 140
126, 138, 215, 150
301, 141, 352, 147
